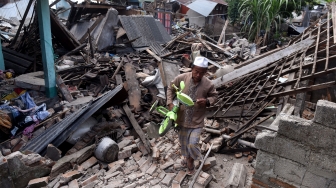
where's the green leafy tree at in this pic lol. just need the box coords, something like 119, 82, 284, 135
239, 0, 292, 43
227, 0, 241, 26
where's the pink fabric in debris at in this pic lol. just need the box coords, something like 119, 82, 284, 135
23, 121, 39, 139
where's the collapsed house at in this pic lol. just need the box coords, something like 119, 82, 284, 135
0, 0, 336, 188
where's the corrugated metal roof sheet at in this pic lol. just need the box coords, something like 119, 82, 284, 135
176, 0, 227, 6
186, 0, 217, 17
0, 0, 35, 22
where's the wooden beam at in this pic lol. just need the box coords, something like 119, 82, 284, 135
212, 39, 315, 88
124, 63, 142, 112
146, 48, 162, 62
123, 104, 151, 153
218, 19, 229, 45
79, 15, 104, 43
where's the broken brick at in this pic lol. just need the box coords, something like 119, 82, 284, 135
27, 176, 49, 188
139, 158, 152, 173
160, 160, 174, 170
146, 163, 157, 175
60, 170, 82, 183
80, 156, 98, 171
195, 171, 212, 188
118, 149, 132, 160
68, 179, 79, 188
132, 151, 142, 161
173, 170, 187, 184
81, 175, 98, 187
161, 173, 176, 186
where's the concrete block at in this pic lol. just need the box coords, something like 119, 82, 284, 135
81, 175, 98, 187
80, 156, 97, 171
301, 171, 328, 188
27, 176, 49, 188
15, 72, 46, 91
255, 131, 311, 165
268, 177, 299, 188
7, 156, 51, 188
329, 180, 336, 188
309, 151, 336, 172
273, 157, 306, 185
306, 165, 336, 180
225, 163, 247, 188
278, 115, 336, 152
313, 100, 336, 129
0, 156, 13, 188
46, 144, 62, 161
161, 173, 176, 186
254, 150, 278, 176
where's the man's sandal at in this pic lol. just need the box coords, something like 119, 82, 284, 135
181, 159, 187, 168
186, 166, 196, 176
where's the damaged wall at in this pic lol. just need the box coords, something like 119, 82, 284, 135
252, 100, 336, 188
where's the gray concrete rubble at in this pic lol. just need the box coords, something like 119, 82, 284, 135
253, 100, 336, 188
1, 1, 335, 188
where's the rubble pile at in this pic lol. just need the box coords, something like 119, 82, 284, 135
1, 0, 336, 187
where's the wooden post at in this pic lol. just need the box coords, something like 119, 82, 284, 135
37, 0, 57, 98
0, 38, 4, 70
217, 19, 229, 45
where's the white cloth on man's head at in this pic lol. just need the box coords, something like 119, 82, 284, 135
193, 56, 208, 68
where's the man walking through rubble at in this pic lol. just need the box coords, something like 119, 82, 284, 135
166, 56, 218, 175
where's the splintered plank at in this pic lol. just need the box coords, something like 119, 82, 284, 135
56, 75, 74, 102
124, 63, 142, 112
123, 104, 151, 153
158, 61, 180, 88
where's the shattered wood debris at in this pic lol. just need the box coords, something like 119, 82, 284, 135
1, 1, 336, 187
